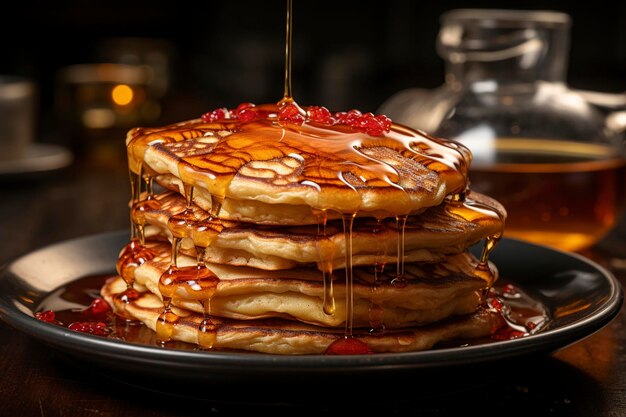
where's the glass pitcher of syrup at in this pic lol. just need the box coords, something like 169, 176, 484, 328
379, 9, 626, 252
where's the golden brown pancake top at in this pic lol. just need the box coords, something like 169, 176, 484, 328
126, 103, 472, 216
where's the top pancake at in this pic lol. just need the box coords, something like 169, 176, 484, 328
126, 104, 472, 217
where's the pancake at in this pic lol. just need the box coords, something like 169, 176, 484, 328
122, 243, 494, 328
111, 102, 508, 354
102, 277, 503, 354
126, 105, 472, 218
135, 189, 504, 270
155, 173, 429, 225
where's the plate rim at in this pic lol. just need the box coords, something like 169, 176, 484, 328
0, 230, 622, 373
0, 142, 73, 176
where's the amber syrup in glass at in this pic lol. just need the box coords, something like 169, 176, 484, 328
469, 139, 626, 251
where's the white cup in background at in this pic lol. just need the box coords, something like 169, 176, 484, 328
0, 76, 35, 161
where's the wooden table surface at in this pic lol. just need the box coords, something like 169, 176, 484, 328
1, 155, 626, 416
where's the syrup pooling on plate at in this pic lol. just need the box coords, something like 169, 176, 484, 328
488, 282, 550, 340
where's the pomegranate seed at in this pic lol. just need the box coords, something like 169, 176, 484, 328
334, 110, 391, 136
527, 321, 537, 330
35, 310, 57, 323
278, 103, 306, 124
201, 107, 229, 123
325, 337, 372, 355
307, 106, 333, 124
202, 102, 391, 136
503, 283, 517, 294
235, 102, 255, 114
237, 108, 258, 122
68, 321, 111, 336
489, 298, 504, 312
357, 113, 382, 134
358, 112, 375, 123
374, 114, 392, 133
84, 298, 110, 315
335, 109, 362, 125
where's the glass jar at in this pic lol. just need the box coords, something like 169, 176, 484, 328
380, 9, 626, 252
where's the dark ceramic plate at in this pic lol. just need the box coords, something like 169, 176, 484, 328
0, 230, 622, 390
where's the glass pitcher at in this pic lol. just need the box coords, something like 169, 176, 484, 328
379, 9, 626, 252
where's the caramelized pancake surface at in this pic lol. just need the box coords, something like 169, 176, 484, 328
127, 110, 471, 216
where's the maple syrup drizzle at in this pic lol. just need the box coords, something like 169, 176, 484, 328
392, 214, 409, 286
368, 217, 387, 332
314, 208, 336, 315
132, 198, 161, 246
280, 0, 294, 105
440, 191, 504, 286
117, 161, 160, 317
368, 283, 385, 333
325, 212, 372, 354
342, 213, 356, 337
155, 203, 189, 344
210, 194, 224, 219
156, 247, 178, 343
156, 182, 223, 346
116, 241, 155, 288
198, 299, 218, 349
195, 245, 218, 349
128, 164, 143, 241
143, 169, 155, 196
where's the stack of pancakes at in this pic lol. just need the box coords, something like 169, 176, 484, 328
103, 103, 506, 354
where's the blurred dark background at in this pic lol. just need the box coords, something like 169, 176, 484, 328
1, 0, 625, 159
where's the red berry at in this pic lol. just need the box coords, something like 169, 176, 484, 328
503, 283, 517, 295
489, 298, 504, 312
373, 114, 391, 134
307, 106, 333, 124
354, 112, 376, 129
84, 298, 110, 315
235, 102, 255, 114
68, 321, 110, 336
237, 108, 258, 122
335, 109, 362, 125
364, 119, 384, 136
278, 103, 306, 125
333, 110, 391, 136
204, 102, 391, 136
325, 337, 372, 355
35, 310, 57, 323
201, 107, 230, 123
